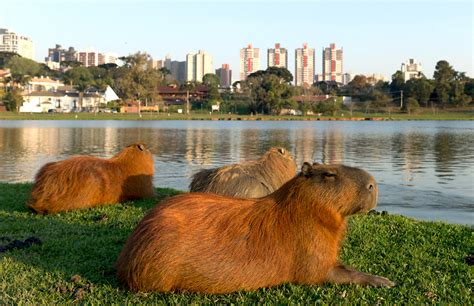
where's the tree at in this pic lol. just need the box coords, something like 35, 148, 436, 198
314, 97, 342, 116
114, 52, 160, 107
347, 75, 370, 97
87, 66, 113, 91
433, 60, 455, 107
202, 73, 221, 110
0, 51, 20, 68
312, 81, 339, 95
158, 67, 171, 85
2, 89, 23, 112
242, 71, 294, 114
62, 67, 94, 110
405, 97, 419, 114
265, 66, 293, 83
410, 78, 434, 107
389, 70, 405, 97
6, 57, 41, 87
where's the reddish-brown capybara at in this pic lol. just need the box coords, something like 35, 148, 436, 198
28, 143, 155, 214
189, 147, 297, 198
116, 162, 394, 293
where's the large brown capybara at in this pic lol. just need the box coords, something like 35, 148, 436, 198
28, 143, 155, 214
189, 147, 297, 198
116, 162, 395, 293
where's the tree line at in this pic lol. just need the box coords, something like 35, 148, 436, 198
1, 50, 472, 114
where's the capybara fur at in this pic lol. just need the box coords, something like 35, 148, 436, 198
116, 162, 395, 293
189, 147, 297, 198
28, 143, 155, 214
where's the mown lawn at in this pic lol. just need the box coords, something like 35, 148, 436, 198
0, 108, 472, 121
0, 183, 471, 304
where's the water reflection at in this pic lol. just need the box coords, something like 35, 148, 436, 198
0, 120, 472, 225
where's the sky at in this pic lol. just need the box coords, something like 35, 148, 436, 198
0, 0, 472, 82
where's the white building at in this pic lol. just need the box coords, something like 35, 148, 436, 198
267, 43, 288, 69
26, 76, 64, 92
20, 85, 119, 113
186, 50, 213, 82
0, 28, 35, 60
322, 43, 343, 83
401, 59, 422, 81
295, 43, 315, 87
240, 44, 260, 80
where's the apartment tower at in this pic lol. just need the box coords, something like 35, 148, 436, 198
215, 64, 232, 88
186, 50, 213, 82
240, 44, 260, 80
322, 43, 343, 83
0, 28, 35, 60
267, 43, 288, 69
294, 43, 315, 87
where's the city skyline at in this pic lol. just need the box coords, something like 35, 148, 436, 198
0, 0, 472, 82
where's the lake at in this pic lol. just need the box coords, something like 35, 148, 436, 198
0, 120, 472, 225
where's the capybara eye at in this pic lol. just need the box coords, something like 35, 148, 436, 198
323, 172, 336, 178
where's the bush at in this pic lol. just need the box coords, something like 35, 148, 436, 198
2, 90, 24, 112
406, 97, 420, 114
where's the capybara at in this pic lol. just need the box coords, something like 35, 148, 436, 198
189, 147, 297, 198
116, 162, 395, 293
28, 143, 155, 214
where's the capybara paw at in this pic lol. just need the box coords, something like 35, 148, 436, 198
366, 275, 395, 288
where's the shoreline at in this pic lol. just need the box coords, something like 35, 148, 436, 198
0, 111, 473, 121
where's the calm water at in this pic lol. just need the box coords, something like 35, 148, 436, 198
0, 120, 473, 225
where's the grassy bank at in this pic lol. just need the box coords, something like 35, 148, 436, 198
0, 108, 473, 121
0, 183, 471, 303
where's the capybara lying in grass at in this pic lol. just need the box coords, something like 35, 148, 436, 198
189, 147, 296, 198
28, 143, 155, 214
116, 162, 394, 293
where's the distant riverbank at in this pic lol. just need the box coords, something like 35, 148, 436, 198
0, 109, 473, 121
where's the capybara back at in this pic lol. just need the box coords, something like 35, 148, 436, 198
28, 143, 154, 214
189, 147, 296, 198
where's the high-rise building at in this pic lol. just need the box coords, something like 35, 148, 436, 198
148, 59, 164, 70
401, 59, 422, 81
267, 43, 288, 69
295, 43, 315, 87
216, 64, 232, 88
165, 55, 186, 83
240, 44, 260, 80
46, 44, 77, 63
76, 48, 100, 67
0, 28, 35, 60
322, 43, 343, 83
186, 50, 213, 82
75, 48, 117, 67
103, 53, 118, 65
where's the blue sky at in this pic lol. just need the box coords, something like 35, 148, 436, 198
1, 0, 472, 81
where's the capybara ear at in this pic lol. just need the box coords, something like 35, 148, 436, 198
312, 162, 321, 166
278, 148, 286, 155
137, 144, 145, 151
301, 162, 313, 177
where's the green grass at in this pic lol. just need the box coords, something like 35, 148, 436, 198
0, 108, 473, 121
0, 183, 472, 303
